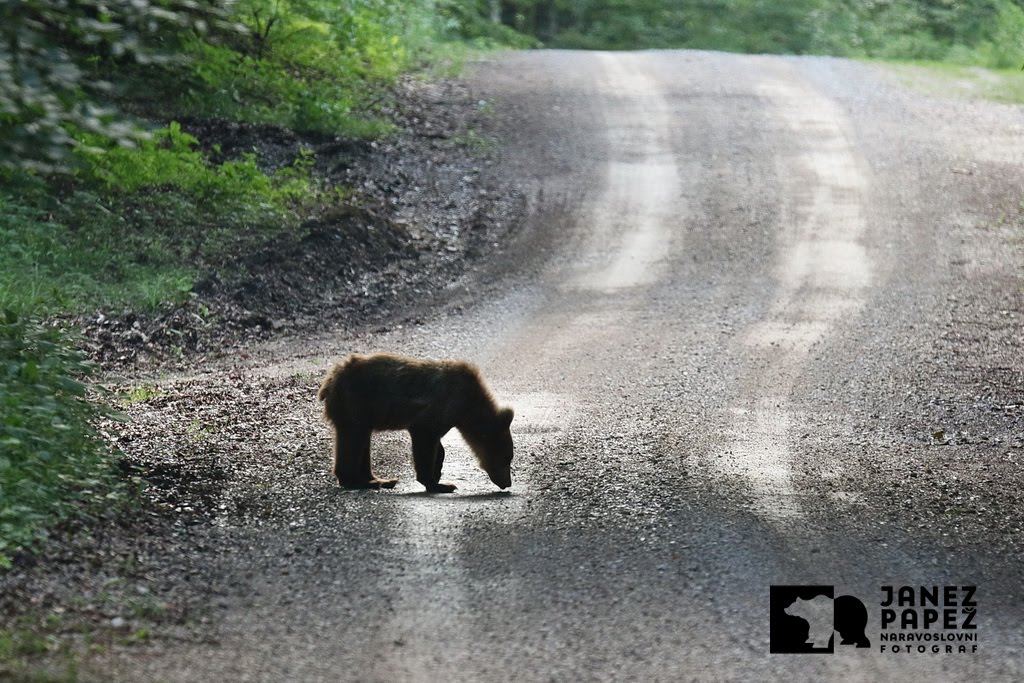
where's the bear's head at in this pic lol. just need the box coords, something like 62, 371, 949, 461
479, 406, 515, 489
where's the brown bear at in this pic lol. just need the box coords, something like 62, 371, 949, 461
317, 352, 515, 493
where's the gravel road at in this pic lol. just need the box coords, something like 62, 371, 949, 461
101, 50, 1023, 681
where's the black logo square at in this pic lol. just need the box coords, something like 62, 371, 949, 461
771, 585, 870, 654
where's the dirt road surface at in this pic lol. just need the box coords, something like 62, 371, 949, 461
102, 50, 1023, 681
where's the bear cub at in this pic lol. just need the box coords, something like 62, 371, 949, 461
318, 352, 515, 492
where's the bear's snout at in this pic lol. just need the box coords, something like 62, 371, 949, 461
489, 468, 512, 490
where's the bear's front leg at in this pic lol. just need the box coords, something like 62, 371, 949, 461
433, 442, 446, 482
410, 430, 456, 493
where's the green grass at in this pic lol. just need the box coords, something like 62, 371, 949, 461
0, 617, 93, 683
0, 123, 334, 316
0, 194, 196, 315
878, 60, 1024, 104
0, 627, 75, 682
0, 660, 82, 683
0, 628, 52, 660
121, 384, 163, 406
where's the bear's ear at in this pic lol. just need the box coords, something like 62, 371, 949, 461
498, 407, 514, 427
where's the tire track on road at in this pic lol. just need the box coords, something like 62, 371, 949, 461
574, 52, 682, 291
715, 61, 873, 523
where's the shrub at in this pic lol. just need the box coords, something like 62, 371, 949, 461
75, 122, 274, 203
0, 0, 240, 172
181, 40, 392, 137
0, 311, 126, 568
977, 0, 1024, 69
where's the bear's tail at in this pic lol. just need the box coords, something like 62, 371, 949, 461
317, 370, 336, 403
318, 357, 354, 422
317, 369, 339, 424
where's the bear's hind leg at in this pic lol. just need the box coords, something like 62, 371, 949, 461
411, 430, 456, 493
334, 427, 397, 489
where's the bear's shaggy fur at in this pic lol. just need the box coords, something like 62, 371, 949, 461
318, 353, 515, 492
